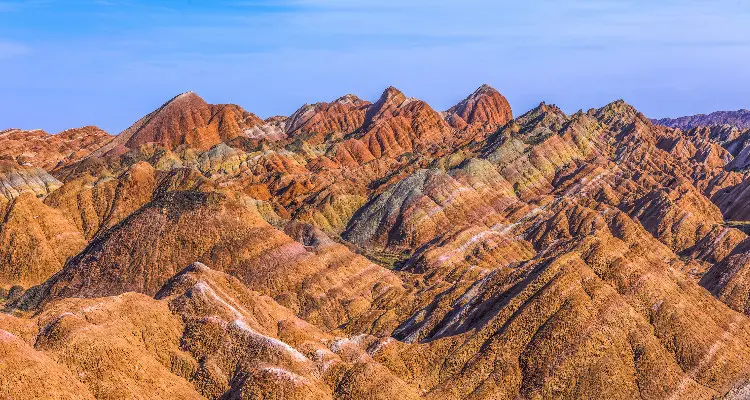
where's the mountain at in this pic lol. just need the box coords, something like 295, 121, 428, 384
285, 94, 371, 144
0, 126, 112, 171
654, 109, 750, 130
91, 92, 264, 156
5, 86, 750, 399
445, 84, 513, 129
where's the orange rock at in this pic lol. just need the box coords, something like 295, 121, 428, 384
0, 192, 87, 288
0, 126, 112, 171
445, 84, 513, 128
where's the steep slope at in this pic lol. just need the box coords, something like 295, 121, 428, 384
393, 199, 750, 399
1, 293, 203, 399
701, 238, 750, 314
44, 161, 158, 238
712, 177, 750, 221
343, 160, 522, 251
91, 92, 264, 155
627, 178, 725, 252
0, 192, 87, 288
156, 262, 420, 399
7, 88, 750, 399
445, 84, 513, 129
0, 327, 96, 400
19, 190, 407, 333
1, 262, 422, 399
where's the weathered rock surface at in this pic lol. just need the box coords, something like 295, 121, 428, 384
5, 88, 750, 399
0, 193, 87, 288
91, 92, 264, 155
445, 84, 513, 129
0, 161, 62, 203
0, 126, 112, 171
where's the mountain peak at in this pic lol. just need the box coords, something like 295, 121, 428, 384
117, 92, 213, 150
382, 85, 404, 97
474, 83, 498, 95
89, 92, 260, 156
591, 99, 647, 127
165, 91, 207, 107
332, 93, 366, 106
446, 84, 512, 128
364, 86, 412, 126
378, 86, 407, 106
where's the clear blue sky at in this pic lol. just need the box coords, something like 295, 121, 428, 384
1, 0, 749, 133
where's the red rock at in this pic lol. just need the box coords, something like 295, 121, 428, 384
0, 126, 112, 171
445, 84, 513, 128
92, 92, 263, 155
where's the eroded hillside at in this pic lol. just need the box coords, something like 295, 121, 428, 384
3, 86, 750, 399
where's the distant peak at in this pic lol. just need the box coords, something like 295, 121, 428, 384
445, 84, 512, 127
472, 84, 499, 96
522, 102, 564, 118
534, 101, 560, 113
590, 99, 647, 127
383, 86, 403, 95
378, 86, 406, 104
364, 86, 411, 125
332, 94, 365, 106
167, 91, 205, 105
598, 99, 639, 115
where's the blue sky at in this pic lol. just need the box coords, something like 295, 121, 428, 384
1, 0, 749, 133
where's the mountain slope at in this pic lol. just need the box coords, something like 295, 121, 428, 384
91, 92, 264, 156
0, 126, 112, 171
5, 87, 750, 399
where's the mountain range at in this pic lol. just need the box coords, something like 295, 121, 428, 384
3, 85, 750, 399
654, 109, 750, 130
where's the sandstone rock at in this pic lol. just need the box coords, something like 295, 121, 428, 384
91, 92, 264, 155
445, 84, 513, 128
0, 161, 62, 203
0, 193, 87, 288
0, 126, 112, 171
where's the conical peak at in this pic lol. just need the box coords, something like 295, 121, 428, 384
593, 99, 644, 124
472, 84, 499, 96
379, 86, 407, 104
446, 84, 512, 127
364, 86, 411, 125
166, 91, 206, 106
332, 94, 366, 106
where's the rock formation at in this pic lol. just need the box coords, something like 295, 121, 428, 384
0, 126, 112, 171
4, 87, 750, 399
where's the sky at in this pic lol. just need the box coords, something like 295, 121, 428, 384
1, 0, 750, 134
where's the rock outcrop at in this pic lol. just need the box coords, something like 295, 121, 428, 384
0, 161, 61, 204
